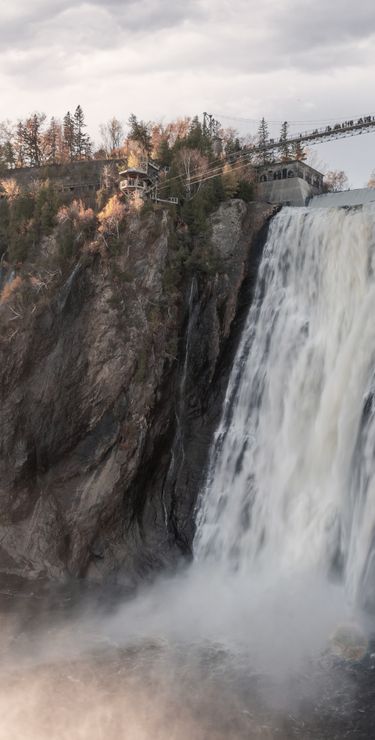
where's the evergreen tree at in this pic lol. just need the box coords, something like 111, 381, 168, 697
258, 117, 269, 147
237, 179, 254, 202
257, 117, 270, 164
34, 182, 59, 235
225, 135, 242, 160
156, 138, 172, 167
128, 114, 152, 155
0, 140, 15, 171
73, 105, 90, 160
22, 113, 46, 166
184, 116, 212, 154
280, 121, 290, 161
63, 111, 75, 161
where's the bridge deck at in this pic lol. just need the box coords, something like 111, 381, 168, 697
252, 116, 375, 153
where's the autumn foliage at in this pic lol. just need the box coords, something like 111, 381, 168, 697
0, 275, 22, 304
57, 200, 96, 233
98, 195, 126, 242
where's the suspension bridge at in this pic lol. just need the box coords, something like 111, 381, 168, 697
120, 110, 375, 204
245, 114, 375, 156
207, 113, 375, 154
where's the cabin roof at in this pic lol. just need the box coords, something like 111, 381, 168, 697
119, 167, 150, 176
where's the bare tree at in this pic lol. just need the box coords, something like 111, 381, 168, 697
164, 117, 191, 146
100, 117, 124, 156
324, 170, 349, 192
175, 147, 209, 199
305, 148, 327, 173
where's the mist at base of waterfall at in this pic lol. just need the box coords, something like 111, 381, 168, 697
1, 564, 374, 740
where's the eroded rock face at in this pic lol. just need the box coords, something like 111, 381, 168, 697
0, 201, 277, 585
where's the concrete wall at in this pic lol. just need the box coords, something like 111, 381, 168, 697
1, 159, 122, 193
257, 177, 318, 207
309, 188, 375, 208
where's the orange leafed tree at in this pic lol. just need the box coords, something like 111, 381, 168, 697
98, 195, 126, 242
0, 178, 20, 201
57, 199, 96, 232
0, 275, 22, 304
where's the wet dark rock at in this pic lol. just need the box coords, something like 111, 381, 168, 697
0, 200, 278, 586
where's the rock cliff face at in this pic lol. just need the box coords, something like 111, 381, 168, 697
0, 200, 277, 586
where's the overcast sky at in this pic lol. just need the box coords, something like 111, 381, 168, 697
0, 0, 374, 185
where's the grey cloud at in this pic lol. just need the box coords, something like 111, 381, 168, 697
273, 0, 375, 54
1, 0, 374, 80
0, 0, 203, 49
0, 0, 374, 105
90, 0, 204, 31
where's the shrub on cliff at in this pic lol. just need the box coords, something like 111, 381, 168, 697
56, 199, 96, 259
0, 197, 9, 256
236, 180, 254, 202
7, 191, 35, 262
98, 194, 126, 249
0, 275, 22, 304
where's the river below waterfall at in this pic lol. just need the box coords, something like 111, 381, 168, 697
2, 205, 375, 738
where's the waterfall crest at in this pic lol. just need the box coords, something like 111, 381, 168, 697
195, 205, 375, 607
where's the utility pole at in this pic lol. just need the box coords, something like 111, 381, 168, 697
203, 112, 221, 138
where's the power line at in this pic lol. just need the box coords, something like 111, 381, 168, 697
156, 150, 267, 196
155, 150, 253, 194
187, 158, 257, 188
211, 111, 375, 126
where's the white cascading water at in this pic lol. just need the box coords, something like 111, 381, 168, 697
195, 205, 375, 608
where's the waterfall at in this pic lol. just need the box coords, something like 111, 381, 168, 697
194, 205, 375, 608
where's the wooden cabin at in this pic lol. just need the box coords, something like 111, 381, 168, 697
119, 159, 178, 205
119, 166, 152, 196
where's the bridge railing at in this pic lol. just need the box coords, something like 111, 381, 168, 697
255, 116, 375, 153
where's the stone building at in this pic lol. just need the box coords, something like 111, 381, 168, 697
256, 160, 324, 206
